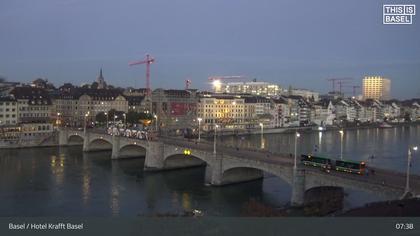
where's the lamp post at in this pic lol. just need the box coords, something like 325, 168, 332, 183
259, 122, 264, 149
56, 112, 61, 128
197, 117, 202, 141
339, 130, 344, 160
123, 113, 127, 129
84, 112, 89, 133
114, 115, 117, 127
213, 124, 219, 155
404, 146, 418, 196
104, 112, 108, 129
294, 132, 300, 169
153, 114, 158, 131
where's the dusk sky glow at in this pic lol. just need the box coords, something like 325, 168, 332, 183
0, 0, 419, 99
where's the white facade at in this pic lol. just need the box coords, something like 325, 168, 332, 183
197, 95, 246, 130
217, 81, 280, 96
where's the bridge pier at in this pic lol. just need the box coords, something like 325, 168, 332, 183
291, 167, 306, 207
204, 157, 223, 186
82, 131, 90, 152
58, 129, 68, 146
111, 135, 120, 159
144, 141, 165, 171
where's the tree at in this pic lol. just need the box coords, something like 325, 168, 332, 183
126, 111, 140, 125
96, 112, 107, 124
91, 82, 99, 89
138, 112, 153, 120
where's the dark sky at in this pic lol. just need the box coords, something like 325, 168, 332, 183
0, 0, 419, 99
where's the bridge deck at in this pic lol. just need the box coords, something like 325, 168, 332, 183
160, 136, 420, 194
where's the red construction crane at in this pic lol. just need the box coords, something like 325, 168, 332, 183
129, 54, 155, 96
185, 79, 191, 89
326, 78, 353, 92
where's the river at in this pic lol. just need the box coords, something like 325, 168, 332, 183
0, 125, 419, 216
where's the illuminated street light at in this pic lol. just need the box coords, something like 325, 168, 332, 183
84, 112, 89, 133
104, 112, 108, 129
213, 124, 219, 155
154, 114, 158, 131
404, 146, 418, 197
123, 113, 127, 128
294, 132, 300, 169
339, 130, 344, 160
197, 117, 202, 141
259, 123, 264, 149
56, 112, 61, 127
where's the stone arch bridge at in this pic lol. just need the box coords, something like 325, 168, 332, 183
58, 129, 420, 206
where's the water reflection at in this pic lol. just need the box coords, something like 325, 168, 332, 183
81, 154, 91, 206
221, 125, 420, 173
0, 126, 419, 217
110, 161, 120, 216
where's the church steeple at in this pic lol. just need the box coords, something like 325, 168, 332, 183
96, 68, 107, 89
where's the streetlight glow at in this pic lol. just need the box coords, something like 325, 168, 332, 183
213, 124, 219, 155
294, 131, 300, 169
339, 130, 344, 160
197, 117, 202, 141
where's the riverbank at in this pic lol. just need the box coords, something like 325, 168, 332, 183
202, 121, 420, 137
339, 198, 420, 216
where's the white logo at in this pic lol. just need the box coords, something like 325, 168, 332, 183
383, 4, 416, 24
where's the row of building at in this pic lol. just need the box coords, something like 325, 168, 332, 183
0, 71, 414, 132
211, 76, 391, 101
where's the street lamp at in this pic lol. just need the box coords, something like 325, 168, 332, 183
294, 132, 300, 169
114, 115, 117, 127
104, 112, 108, 129
404, 146, 418, 197
154, 114, 158, 131
56, 112, 61, 127
259, 122, 264, 149
339, 130, 344, 160
123, 113, 127, 129
213, 124, 219, 155
84, 112, 89, 133
197, 117, 202, 141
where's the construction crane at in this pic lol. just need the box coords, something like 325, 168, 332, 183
336, 80, 352, 94
129, 54, 155, 96
185, 79, 191, 90
351, 85, 360, 97
326, 78, 353, 92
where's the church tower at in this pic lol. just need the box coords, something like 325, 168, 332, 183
96, 68, 107, 89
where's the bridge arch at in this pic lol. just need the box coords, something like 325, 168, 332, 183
88, 138, 112, 151
163, 153, 207, 170
118, 144, 147, 158
67, 134, 84, 145
220, 160, 294, 186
